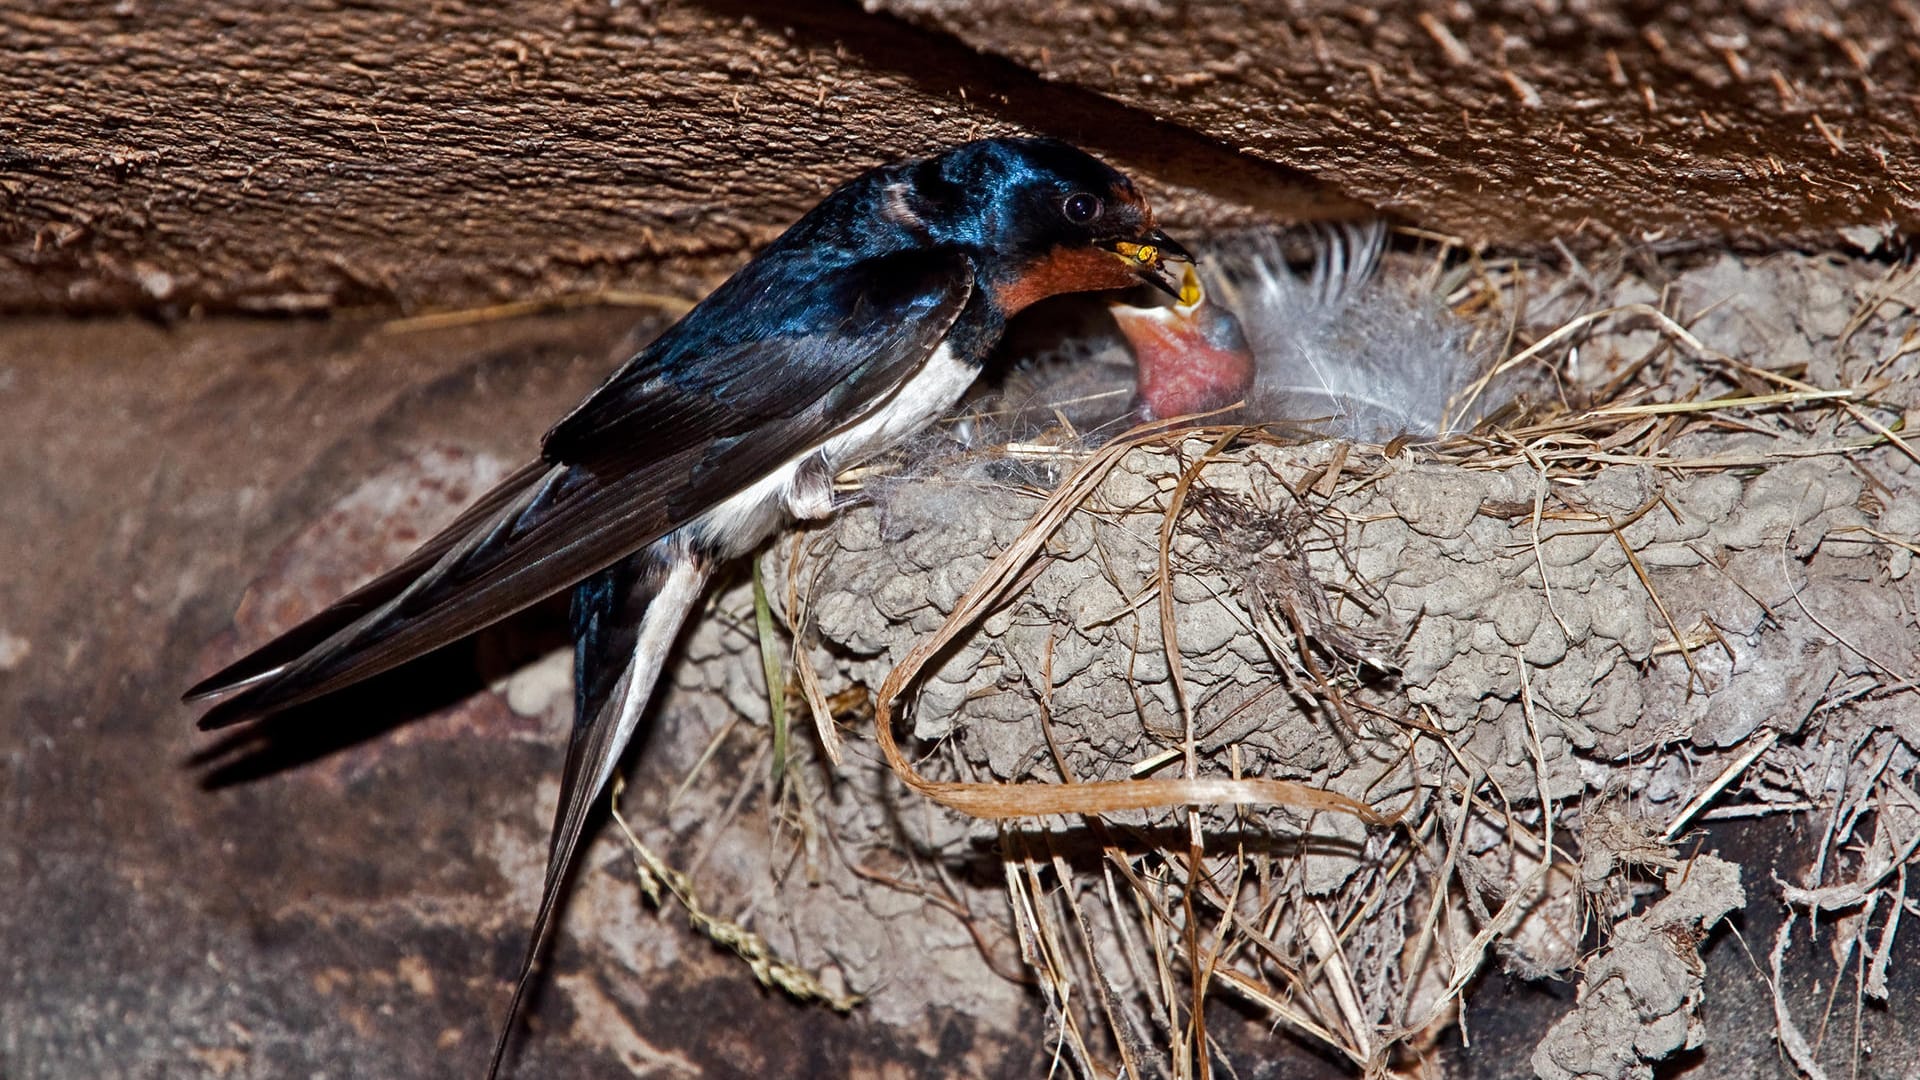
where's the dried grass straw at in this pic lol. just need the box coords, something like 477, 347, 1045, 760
868, 415, 1395, 827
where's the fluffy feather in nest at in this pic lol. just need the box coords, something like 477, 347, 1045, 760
1125, 222, 1484, 441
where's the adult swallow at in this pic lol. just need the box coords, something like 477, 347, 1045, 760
183, 136, 1190, 1076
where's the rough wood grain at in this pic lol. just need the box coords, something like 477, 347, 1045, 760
876, 0, 1919, 250
10, 2, 1910, 318
0, 1, 1351, 316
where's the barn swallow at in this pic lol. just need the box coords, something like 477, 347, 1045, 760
183, 137, 1190, 1077
1109, 264, 1256, 421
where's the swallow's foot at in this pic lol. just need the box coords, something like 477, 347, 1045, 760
787, 456, 838, 521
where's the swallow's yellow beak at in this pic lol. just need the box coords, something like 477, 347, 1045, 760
1176, 264, 1203, 309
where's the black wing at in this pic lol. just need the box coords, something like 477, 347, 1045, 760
182, 459, 554, 702
187, 249, 975, 727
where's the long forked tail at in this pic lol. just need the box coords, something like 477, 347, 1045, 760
485, 548, 712, 1079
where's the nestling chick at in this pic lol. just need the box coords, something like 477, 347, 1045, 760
1110, 264, 1256, 421
1110, 222, 1484, 442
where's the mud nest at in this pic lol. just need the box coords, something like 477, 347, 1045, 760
599, 239, 1920, 1080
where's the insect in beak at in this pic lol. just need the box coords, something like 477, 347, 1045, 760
1111, 229, 1195, 299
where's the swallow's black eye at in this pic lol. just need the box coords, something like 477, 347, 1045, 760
1062, 192, 1102, 224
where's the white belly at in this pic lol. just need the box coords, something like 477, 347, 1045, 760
696, 342, 976, 555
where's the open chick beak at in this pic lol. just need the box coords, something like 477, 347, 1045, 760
1110, 264, 1258, 421
1108, 228, 1195, 299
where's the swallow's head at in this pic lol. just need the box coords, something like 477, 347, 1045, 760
1111, 265, 1258, 421
906, 138, 1193, 315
